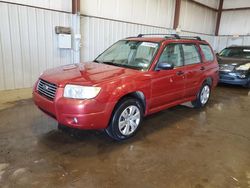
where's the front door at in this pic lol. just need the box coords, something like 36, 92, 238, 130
150, 43, 186, 111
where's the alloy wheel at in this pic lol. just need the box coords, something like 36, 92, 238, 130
118, 105, 141, 136
200, 85, 210, 105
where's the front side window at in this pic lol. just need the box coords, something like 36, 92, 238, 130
182, 44, 201, 65
200, 44, 214, 61
95, 40, 159, 70
158, 44, 183, 67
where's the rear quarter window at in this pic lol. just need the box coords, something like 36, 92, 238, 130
200, 44, 214, 61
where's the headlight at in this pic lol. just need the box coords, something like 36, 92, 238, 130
236, 63, 250, 71
64, 85, 101, 99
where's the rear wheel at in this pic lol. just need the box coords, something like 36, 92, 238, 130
105, 98, 143, 141
192, 83, 211, 108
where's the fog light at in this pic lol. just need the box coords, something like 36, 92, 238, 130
73, 117, 78, 123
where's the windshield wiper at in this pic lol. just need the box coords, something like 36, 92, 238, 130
96, 60, 122, 67
101, 61, 118, 66
93, 60, 142, 70
93, 60, 115, 65
93, 59, 100, 63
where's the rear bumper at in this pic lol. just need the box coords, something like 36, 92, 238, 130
219, 73, 250, 86
33, 89, 115, 130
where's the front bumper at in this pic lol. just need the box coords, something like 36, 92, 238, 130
219, 72, 250, 86
33, 88, 115, 130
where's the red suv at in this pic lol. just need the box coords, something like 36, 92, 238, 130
33, 34, 219, 140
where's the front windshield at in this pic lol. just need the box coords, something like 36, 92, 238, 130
95, 40, 159, 70
219, 47, 250, 59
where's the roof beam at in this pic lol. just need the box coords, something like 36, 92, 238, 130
173, 0, 181, 30
72, 0, 80, 14
223, 7, 250, 11
215, 0, 224, 36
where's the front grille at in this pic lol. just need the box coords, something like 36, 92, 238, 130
37, 79, 57, 100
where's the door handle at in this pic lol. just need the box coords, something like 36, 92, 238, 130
176, 71, 184, 76
200, 66, 205, 71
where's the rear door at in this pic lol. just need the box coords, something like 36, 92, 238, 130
182, 43, 204, 98
150, 43, 186, 110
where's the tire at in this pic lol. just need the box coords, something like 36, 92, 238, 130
192, 83, 211, 108
105, 98, 144, 141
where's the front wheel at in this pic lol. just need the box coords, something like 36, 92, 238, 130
192, 83, 211, 108
105, 98, 144, 141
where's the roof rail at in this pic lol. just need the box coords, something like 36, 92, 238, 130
136, 34, 203, 41
178, 36, 202, 41
137, 33, 180, 39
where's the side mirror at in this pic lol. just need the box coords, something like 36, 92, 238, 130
156, 62, 174, 70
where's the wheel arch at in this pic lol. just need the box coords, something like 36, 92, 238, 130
202, 76, 213, 86
115, 91, 146, 114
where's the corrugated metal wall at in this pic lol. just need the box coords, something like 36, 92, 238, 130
220, 10, 250, 35
219, 0, 250, 35
80, 0, 175, 28
80, 16, 172, 61
193, 0, 218, 9
79, 0, 218, 62
80, 0, 176, 62
5, 0, 72, 12
0, 2, 73, 90
214, 36, 250, 52
180, 31, 216, 49
80, 15, 218, 62
223, 0, 250, 9
2, 0, 250, 91
216, 0, 250, 51
179, 0, 217, 35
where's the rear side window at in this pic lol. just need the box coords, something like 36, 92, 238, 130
182, 44, 201, 65
200, 44, 214, 61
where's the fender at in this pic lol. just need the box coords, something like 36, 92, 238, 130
105, 75, 151, 115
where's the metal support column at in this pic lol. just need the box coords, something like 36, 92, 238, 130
72, 0, 81, 63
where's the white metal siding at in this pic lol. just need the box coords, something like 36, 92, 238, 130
80, 16, 172, 61
80, 0, 175, 28
80, 16, 217, 62
180, 31, 216, 49
223, 0, 250, 9
179, 0, 217, 35
3, 0, 72, 12
219, 10, 250, 35
193, 0, 218, 9
0, 2, 73, 90
214, 36, 250, 52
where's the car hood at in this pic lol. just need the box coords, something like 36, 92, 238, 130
217, 56, 250, 65
40, 62, 139, 87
